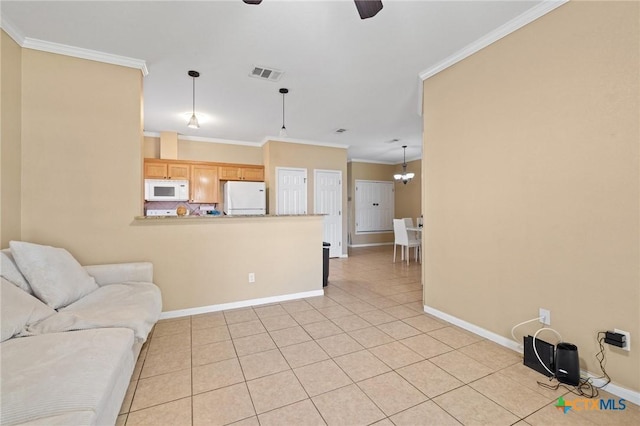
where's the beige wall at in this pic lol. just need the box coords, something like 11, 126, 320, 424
144, 136, 263, 164
423, 1, 639, 392
1, 31, 22, 247
263, 140, 348, 256
16, 48, 323, 312
394, 159, 422, 222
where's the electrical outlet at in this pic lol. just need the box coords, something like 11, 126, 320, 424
614, 328, 631, 352
248, 273, 255, 283
539, 308, 551, 325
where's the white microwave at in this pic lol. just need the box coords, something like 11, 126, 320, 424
144, 179, 189, 201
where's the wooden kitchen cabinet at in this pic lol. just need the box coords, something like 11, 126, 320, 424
191, 164, 219, 203
219, 165, 264, 181
167, 163, 190, 179
144, 160, 190, 179
144, 162, 168, 179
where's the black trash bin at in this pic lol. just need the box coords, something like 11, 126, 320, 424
323, 242, 330, 287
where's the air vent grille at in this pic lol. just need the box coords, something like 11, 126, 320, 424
249, 65, 284, 82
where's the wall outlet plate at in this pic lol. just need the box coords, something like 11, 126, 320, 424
248, 273, 255, 283
614, 329, 631, 352
539, 308, 551, 325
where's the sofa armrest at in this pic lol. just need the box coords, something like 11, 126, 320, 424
83, 262, 153, 286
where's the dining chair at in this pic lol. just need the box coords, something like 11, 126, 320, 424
393, 219, 421, 264
403, 218, 418, 241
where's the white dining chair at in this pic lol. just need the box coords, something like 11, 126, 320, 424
393, 219, 421, 264
403, 218, 418, 242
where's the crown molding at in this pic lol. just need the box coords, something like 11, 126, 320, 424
419, 0, 568, 82
417, 0, 569, 115
1, 15, 148, 76
349, 158, 396, 165
350, 155, 422, 165
261, 136, 349, 150
21, 37, 149, 76
144, 132, 350, 150
1, 17, 25, 45
143, 131, 261, 147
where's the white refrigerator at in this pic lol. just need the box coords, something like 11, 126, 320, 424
223, 181, 266, 215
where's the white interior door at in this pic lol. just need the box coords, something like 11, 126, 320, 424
314, 170, 342, 258
355, 180, 395, 233
276, 167, 307, 215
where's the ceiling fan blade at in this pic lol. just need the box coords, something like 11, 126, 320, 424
242, 0, 262, 5
354, 0, 383, 19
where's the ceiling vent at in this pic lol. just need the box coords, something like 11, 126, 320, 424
249, 65, 284, 82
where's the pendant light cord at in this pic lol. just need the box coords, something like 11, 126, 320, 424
402, 146, 408, 171
282, 92, 286, 129
192, 76, 196, 115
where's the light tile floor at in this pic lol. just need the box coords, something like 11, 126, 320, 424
118, 246, 639, 426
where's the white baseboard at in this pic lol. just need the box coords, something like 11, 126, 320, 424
424, 305, 640, 406
348, 242, 394, 248
423, 305, 522, 353
160, 289, 324, 320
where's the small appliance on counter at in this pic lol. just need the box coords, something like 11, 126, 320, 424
144, 179, 189, 201
200, 205, 220, 216
146, 209, 178, 217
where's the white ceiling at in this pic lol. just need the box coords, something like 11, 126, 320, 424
2, 0, 544, 163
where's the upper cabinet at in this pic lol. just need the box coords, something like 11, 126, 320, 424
144, 162, 168, 179
219, 165, 265, 181
191, 164, 219, 203
144, 160, 190, 180
167, 163, 190, 180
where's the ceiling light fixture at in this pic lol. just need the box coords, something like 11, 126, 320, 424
393, 145, 415, 185
187, 70, 200, 129
279, 88, 289, 137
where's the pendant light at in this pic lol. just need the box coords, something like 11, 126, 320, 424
393, 145, 415, 184
187, 70, 200, 129
279, 88, 288, 137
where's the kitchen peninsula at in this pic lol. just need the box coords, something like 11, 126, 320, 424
131, 213, 325, 318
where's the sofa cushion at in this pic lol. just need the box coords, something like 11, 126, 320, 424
1, 278, 56, 342
28, 282, 162, 342
9, 241, 98, 309
1, 249, 32, 294
0, 328, 135, 426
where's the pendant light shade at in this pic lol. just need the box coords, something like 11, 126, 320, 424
279, 88, 288, 137
187, 70, 200, 129
394, 145, 415, 184
188, 114, 199, 129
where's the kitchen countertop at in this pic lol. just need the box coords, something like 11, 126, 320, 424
133, 214, 325, 224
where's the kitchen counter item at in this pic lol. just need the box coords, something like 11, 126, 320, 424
146, 209, 178, 217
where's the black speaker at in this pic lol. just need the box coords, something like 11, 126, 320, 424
555, 342, 580, 386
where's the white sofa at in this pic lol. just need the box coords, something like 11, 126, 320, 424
1, 242, 162, 426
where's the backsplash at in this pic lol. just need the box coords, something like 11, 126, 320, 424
144, 201, 221, 216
